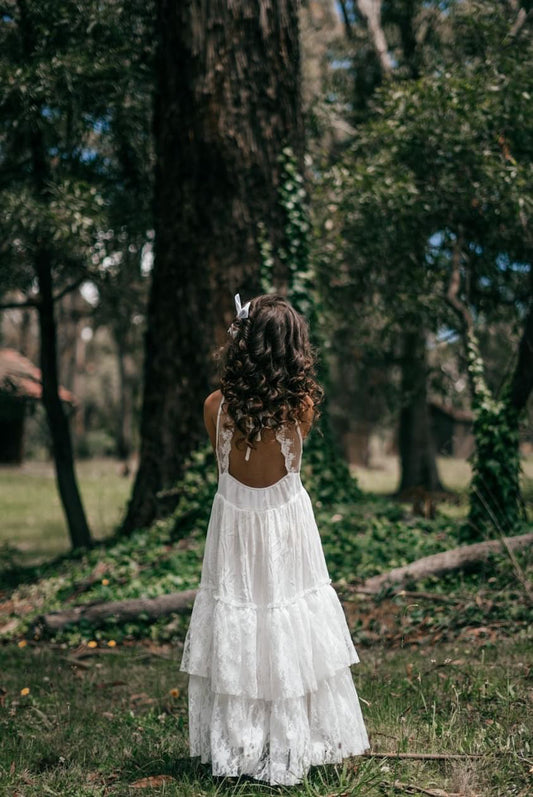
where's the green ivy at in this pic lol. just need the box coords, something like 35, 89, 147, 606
259, 147, 361, 504
462, 330, 524, 541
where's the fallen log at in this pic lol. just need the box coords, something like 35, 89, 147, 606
38, 590, 198, 633
35, 532, 532, 633
362, 531, 533, 593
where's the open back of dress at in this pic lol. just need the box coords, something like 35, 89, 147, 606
180, 397, 369, 785
216, 397, 303, 489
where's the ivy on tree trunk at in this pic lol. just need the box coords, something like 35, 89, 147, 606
121, 0, 305, 533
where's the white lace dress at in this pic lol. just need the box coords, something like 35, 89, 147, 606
180, 400, 369, 785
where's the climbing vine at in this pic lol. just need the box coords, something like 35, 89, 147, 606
259, 147, 361, 503
462, 330, 524, 541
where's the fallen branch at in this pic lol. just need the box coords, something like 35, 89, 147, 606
35, 533, 533, 633
366, 752, 483, 760
390, 781, 470, 797
38, 589, 197, 633
362, 531, 533, 593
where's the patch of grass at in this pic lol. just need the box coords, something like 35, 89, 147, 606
0, 459, 132, 564
0, 638, 530, 796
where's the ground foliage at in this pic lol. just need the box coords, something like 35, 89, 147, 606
1, 448, 530, 648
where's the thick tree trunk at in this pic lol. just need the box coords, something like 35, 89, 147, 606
398, 328, 443, 493
121, 0, 304, 533
115, 337, 133, 462
510, 293, 533, 413
36, 251, 92, 549
35, 531, 533, 633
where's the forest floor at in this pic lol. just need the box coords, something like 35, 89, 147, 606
1, 634, 530, 796
1, 457, 531, 795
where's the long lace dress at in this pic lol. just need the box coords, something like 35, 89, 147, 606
180, 398, 369, 785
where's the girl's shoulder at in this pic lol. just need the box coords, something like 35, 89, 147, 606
204, 389, 223, 413
203, 390, 223, 450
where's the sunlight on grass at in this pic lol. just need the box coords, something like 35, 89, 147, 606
0, 458, 132, 563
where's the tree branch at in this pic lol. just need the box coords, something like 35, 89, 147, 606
355, 0, 394, 75
507, 7, 533, 41
338, 0, 354, 40
52, 276, 85, 303
445, 231, 473, 333
0, 297, 38, 311
34, 532, 533, 633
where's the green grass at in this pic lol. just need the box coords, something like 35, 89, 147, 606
1, 454, 530, 567
0, 637, 530, 796
352, 453, 533, 498
1, 457, 532, 795
0, 459, 132, 564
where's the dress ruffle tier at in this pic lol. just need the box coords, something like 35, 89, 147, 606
180, 471, 370, 785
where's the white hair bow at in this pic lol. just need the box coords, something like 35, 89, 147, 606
228, 293, 250, 338
234, 293, 250, 320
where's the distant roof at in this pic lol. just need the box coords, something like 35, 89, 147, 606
0, 348, 76, 404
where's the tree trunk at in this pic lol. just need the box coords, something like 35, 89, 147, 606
398, 328, 443, 493
121, 0, 304, 533
35, 250, 92, 549
510, 291, 533, 413
22, 0, 93, 551
115, 336, 133, 462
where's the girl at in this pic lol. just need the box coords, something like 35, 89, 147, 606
180, 294, 369, 785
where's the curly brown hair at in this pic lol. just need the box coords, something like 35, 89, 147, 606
220, 294, 323, 447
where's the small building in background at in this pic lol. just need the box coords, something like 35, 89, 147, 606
0, 348, 76, 464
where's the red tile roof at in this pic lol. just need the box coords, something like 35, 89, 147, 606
0, 348, 76, 404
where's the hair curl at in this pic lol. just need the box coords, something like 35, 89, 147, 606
220, 294, 323, 448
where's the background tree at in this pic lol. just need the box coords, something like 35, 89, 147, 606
122, 0, 306, 534
319, 0, 533, 532
0, 0, 154, 547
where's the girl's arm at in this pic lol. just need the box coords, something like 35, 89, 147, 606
203, 389, 222, 453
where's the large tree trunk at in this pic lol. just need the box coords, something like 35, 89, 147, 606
121, 0, 304, 533
398, 328, 443, 493
35, 250, 92, 549
115, 336, 133, 463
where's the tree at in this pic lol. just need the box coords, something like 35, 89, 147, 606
312, 0, 457, 489
322, 0, 533, 530
0, 0, 154, 547
121, 0, 306, 533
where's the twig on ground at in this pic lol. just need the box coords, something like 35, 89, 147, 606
390, 781, 473, 797
366, 752, 483, 760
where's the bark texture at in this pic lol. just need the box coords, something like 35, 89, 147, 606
398, 328, 443, 493
35, 532, 533, 632
122, 0, 304, 533
35, 254, 92, 549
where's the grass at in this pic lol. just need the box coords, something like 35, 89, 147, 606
353, 453, 533, 498
1, 454, 531, 567
0, 637, 530, 796
0, 457, 532, 795
0, 459, 132, 564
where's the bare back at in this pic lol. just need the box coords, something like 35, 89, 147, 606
204, 390, 310, 489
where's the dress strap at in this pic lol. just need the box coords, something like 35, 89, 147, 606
215, 396, 232, 473
215, 396, 224, 455
275, 422, 302, 474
